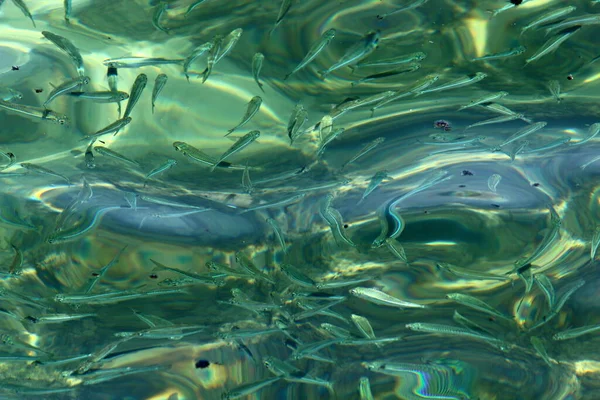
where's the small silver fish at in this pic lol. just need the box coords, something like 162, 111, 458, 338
82, 117, 132, 140
151, 74, 168, 114
321, 30, 380, 79
68, 91, 129, 103
145, 159, 177, 180
42, 31, 85, 76
252, 53, 265, 92
203, 35, 223, 84
20, 163, 70, 185
226, 96, 262, 136
102, 57, 184, 68
44, 76, 90, 107
212, 130, 260, 172
11, 0, 35, 27
285, 28, 336, 80
152, 2, 169, 33
123, 73, 148, 119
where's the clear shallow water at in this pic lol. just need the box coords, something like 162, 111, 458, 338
0, 0, 600, 399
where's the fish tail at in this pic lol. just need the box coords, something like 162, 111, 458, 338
283, 73, 291, 81
224, 129, 234, 136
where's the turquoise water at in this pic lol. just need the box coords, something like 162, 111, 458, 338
0, 0, 599, 399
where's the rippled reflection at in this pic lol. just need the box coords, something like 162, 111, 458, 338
0, 0, 598, 398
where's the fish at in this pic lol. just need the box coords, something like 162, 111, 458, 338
63, 0, 71, 23
377, 0, 428, 19
417, 72, 487, 96
487, 174, 502, 192
525, 26, 581, 65
68, 91, 129, 103
203, 35, 223, 83
370, 74, 440, 115
350, 287, 425, 308
41, 31, 85, 76
0, 87, 22, 101
123, 73, 148, 119
351, 63, 421, 86
103, 57, 184, 68
359, 377, 374, 400
238, 193, 305, 214
82, 117, 132, 140
145, 159, 177, 180
11, 0, 35, 27
84, 141, 95, 169
20, 163, 70, 184
94, 146, 140, 167
406, 322, 507, 349
547, 80, 561, 103
199, 28, 243, 77
185, 0, 209, 16
544, 14, 600, 36
269, 0, 293, 36
222, 377, 281, 400
266, 217, 287, 253
520, 6, 577, 36
44, 76, 90, 107
225, 96, 262, 136
358, 170, 389, 204
591, 226, 600, 260
84, 245, 128, 294
553, 323, 600, 341
183, 42, 212, 82
173, 141, 243, 169
0, 100, 68, 124
465, 113, 524, 130
152, 2, 169, 33
458, 91, 508, 111
252, 53, 265, 92
352, 51, 427, 70
471, 46, 526, 61
241, 163, 254, 194
151, 73, 168, 113
212, 130, 260, 171
107, 66, 121, 116
284, 28, 336, 80
498, 121, 547, 148
446, 293, 512, 321
320, 30, 380, 79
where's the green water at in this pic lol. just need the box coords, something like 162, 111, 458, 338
0, 0, 599, 399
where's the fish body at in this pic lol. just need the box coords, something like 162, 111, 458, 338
151, 74, 168, 113
83, 117, 132, 140
42, 31, 84, 75
68, 91, 129, 103
212, 131, 260, 172
145, 159, 177, 180
123, 73, 148, 119
20, 163, 70, 184
183, 42, 212, 82
226, 96, 262, 136
103, 57, 184, 68
285, 28, 336, 79
11, 0, 35, 27
152, 2, 169, 33
321, 30, 380, 79
526, 26, 581, 64
203, 35, 223, 83
252, 53, 265, 92
44, 76, 90, 107
472, 46, 526, 61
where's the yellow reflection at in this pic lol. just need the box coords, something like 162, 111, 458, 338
464, 18, 487, 57
575, 360, 600, 375
424, 241, 457, 246
584, 73, 600, 84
